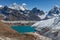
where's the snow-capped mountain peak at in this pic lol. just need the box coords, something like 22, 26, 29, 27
54, 5, 59, 8
0, 5, 3, 8
9, 3, 28, 11
53, 5, 60, 11
46, 5, 60, 19
20, 3, 28, 11
22, 3, 26, 6
13, 3, 17, 6
0, 5, 3, 7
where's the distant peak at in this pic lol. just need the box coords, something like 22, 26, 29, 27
22, 3, 26, 6
13, 3, 17, 6
0, 5, 3, 7
54, 5, 59, 8
33, 7, 38, 10
51, 5, 60, 10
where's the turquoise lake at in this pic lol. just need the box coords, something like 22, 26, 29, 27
11, 26, 35, 33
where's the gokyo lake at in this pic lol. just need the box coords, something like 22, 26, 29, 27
11, 26, 35, 33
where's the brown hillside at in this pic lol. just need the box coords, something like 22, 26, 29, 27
0, 21, 37, 40
0, 21, 23, 37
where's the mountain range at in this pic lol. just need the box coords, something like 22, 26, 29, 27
0, 3, 60, 21
0, 3, 44, 21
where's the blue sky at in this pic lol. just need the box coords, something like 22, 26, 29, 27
0, 0, 60, 11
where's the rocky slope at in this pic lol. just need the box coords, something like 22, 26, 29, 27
0, 3, 45, 21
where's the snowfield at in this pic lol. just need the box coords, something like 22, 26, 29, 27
32, 16, 60, 40
32, 17, 55, 28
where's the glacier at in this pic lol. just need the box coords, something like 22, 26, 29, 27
32, 15, 60, 40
